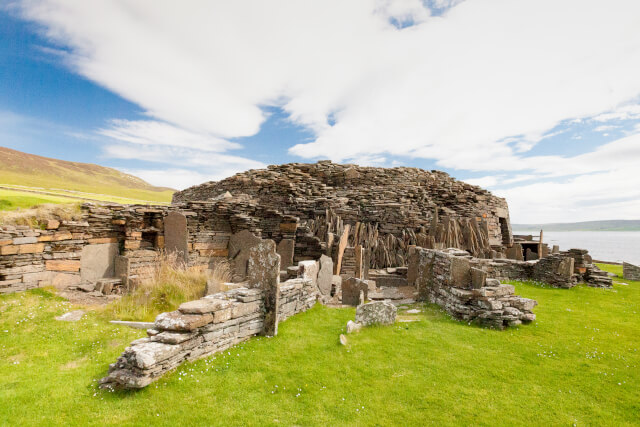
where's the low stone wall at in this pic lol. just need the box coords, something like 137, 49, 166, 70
411, 248, 537, 329
100, 244, 321, 390
623, 262, 640, 281
100, 275, 319, 390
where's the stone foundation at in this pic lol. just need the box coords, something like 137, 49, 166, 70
411, 248, 537, 329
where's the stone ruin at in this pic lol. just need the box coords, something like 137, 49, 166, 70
623, 262, 640, 281
0, 161, 618, 388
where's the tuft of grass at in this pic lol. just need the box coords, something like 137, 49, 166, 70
0, 202, 82, 227
0, 264, 638, 425
103, 253, 210, 322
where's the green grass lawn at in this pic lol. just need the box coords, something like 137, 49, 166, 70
1, 265, 639, 426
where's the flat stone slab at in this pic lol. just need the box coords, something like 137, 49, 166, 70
405, 309, 421, 314
155, 311, 213, 331
110, 320, 155, 329
178, 298, 229, 314
55, 310, 85, 322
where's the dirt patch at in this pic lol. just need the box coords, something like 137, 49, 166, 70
60, 356, 88, 371
56, 289, 120, 308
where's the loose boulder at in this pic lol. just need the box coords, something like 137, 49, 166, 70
355, 301, 397, 326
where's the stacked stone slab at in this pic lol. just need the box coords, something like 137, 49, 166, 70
0, 206, 123, 294
561, 249, 613, 288
100, 287, 265, 389
623, 262, 640, 281
411, 248, 537, 329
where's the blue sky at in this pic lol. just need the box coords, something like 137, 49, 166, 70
1, 0, 639, 223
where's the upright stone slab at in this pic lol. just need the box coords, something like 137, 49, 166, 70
298, 260, 319, 288
277, 239, 295, 269
341, 277, 368, 306
450, 256, 471, 288
229, 230, 261, 281
623, 262, 640, 281
470, 267, 487, 289
80, 243, 119, 282
317, 255, 333, 297
115, 255, 131, 289
247, 239, 281, 336
334, 224, 351, 275
354, 245, 364, 279
164, 212, 188, 262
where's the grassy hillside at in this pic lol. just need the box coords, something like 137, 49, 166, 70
0, 146, 174, 203
0, 264, 638, 425
512, 219, 640, 231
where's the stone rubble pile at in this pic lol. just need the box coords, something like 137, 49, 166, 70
410, 248, 537, 329
561, 249, 613, 288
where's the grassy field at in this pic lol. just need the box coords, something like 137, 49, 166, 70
0, 146, 174, 204
0, 264, 638, 426
0, 189, 75, 210
0, 188, 171, 211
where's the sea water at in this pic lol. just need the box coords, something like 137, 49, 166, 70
512, 231, 640, 265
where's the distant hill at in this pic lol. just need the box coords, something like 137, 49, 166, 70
512, 220, 640, 232
0, 146, 174, 203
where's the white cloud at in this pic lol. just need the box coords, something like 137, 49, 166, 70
592, 104, 640, 122
98, 120, 238, 152
12, 0, 640, 219
476, 132, 640, 222
120, 168, 235, 191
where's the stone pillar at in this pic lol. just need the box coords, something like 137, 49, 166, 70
538, 230, 544, 258
247, 239, 281, 336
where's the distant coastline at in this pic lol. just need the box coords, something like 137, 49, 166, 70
512, 219, 640, 232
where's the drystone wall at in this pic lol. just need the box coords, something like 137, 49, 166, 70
623, 262, 640, 281
410, 248, 537, 329
101, 259, 321, 390
0, 198, 306, 295
0, 206, 123, 295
